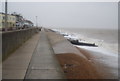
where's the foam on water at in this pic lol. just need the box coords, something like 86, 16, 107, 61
51, 28, 118, 79
75, 45, 118, 57
51, 28, 118, 54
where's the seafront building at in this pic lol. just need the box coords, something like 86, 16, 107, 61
0, 12, 16, 30
12, 13, 25, 28
0, 12, 34, 30
23, 20, 33, 27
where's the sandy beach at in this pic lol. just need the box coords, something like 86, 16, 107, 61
47, 29, 118, 79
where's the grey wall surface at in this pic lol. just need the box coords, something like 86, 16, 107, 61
2, 28, 39, 60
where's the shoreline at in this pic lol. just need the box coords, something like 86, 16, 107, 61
55, 46, 118, 79
75, 46, 118, 79
47, 29, 118, 79
51, 28, 118, 54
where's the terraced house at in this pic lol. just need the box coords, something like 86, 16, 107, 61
0, 13, 16, 30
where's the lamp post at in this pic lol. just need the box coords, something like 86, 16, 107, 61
5, 0, 8, 31
36, 16, 38, 27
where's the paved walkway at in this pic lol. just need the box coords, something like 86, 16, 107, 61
25, 29, 65, 79
3, 29, 65, 79
3, 32, 40, 79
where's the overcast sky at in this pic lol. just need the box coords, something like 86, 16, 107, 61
0, 2, 118, 29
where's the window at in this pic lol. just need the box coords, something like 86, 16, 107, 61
3, 16, 5, 20
10, 17, 11, 21
9, 17, 10, 20
2, 22, 5, 27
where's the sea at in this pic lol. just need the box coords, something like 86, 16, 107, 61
54, 28, 118, 54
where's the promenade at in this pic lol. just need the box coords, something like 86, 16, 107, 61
2, 28, 66, 79
2, 28, 118, 80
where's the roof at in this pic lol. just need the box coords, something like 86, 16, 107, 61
25, 20, 33, 24
0, 12, 16, 16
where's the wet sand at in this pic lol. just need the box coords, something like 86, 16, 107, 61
76, 46, 118, 79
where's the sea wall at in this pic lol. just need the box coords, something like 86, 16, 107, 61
46, 30, 87, 59
46, 30, 101, 79
2, 28, 39, 60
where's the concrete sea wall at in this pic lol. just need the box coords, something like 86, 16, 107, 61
2, 28, 39, 60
